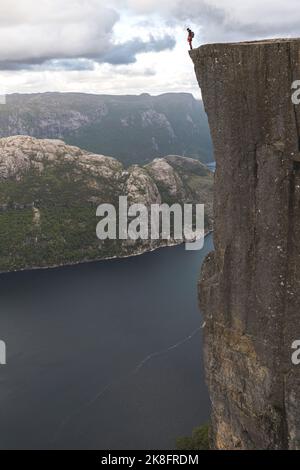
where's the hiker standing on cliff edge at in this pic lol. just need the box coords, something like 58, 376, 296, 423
187, 28, 194, 50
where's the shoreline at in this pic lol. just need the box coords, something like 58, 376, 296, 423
0, 230, 214, 276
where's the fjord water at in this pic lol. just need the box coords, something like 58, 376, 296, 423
0, 235, 213, 450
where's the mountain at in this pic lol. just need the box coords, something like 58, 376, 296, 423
191, 39, 300, 450
0, 92, 213, 167
0, 136, 213, 273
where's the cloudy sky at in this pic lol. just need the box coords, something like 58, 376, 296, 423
0, 0, 300, 98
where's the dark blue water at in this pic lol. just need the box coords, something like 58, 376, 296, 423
206, 162, 216, 173
0, 235, 213, 450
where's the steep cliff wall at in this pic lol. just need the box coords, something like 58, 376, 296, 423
190, 39, 300, 450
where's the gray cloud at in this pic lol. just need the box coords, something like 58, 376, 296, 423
114, 66, 156, 77
0, 0, 175, 71
101, 35, 176, 65
0, 35, 175, 71
0, 58, 96, 71
2, 0, 300, 73
116, 0, 300, 43
0, 1, 118, 62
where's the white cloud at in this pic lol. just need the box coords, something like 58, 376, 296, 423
0, 0, 175, 70
116, 0, 300, 41
1, 1, 300, 96
0, 0, 117, 63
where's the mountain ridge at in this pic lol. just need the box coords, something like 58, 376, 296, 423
0, 92, 213, 166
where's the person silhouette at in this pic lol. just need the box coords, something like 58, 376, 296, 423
187, 28, 194, 50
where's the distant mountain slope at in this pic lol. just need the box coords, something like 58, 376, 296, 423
0, 136, 213, 273
0, 93, 213, 166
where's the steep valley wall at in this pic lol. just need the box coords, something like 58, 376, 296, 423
190, 39, 300, 450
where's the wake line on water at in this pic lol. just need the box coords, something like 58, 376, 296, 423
53, 326, 202, 442
133, 327, 201, 375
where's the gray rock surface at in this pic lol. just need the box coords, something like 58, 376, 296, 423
190, 39, 300, 450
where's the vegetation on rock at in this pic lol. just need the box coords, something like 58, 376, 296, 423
0, 136, 213, 273
176, 424, 210, 451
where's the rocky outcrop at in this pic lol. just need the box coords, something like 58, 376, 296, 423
190, 39, 300, 450
0, 136, 213, 273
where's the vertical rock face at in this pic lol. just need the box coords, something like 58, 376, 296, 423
190, 39, 300, 450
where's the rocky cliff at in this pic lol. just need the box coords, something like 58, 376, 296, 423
190, 39, 300, 450
0, 136, 213, 273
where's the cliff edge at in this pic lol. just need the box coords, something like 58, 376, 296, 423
190, 39, 300, 449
